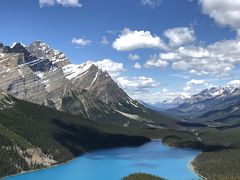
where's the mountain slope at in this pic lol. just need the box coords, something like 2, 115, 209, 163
0, 41, 170, 126
0, 91, 149, 178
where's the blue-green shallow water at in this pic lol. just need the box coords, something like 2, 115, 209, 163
4, 140, 200, 180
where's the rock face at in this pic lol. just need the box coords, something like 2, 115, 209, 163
16, 146, 56, 167
0, 90, 15, 110
2, 145, 56, 168
0, 41, 146, 124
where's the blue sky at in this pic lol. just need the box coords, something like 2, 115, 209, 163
1, 0, 240, 103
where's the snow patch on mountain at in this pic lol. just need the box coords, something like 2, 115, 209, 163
62, 61, 94, 80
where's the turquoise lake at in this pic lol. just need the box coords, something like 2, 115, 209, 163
5, 140, 200, 180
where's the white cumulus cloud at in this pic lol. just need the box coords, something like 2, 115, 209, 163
144, 54, 169, 68
160, 52, 180, 60
94, 59, 126, 78
39, 0, 82, 7
117, 76, 159, 91
72, 38, 91, 46
199, 0, 240, 35
186, 79, 206, 86
184, 79, 208, 92
133, 62, 142, 69
227, 80, 240, 87
164, 27, 195, 47
128, 54, 140, 61
101, 36, 109, 45
160, 39, 240, 77
112, 28, 166, 51
140, 0, 161, 8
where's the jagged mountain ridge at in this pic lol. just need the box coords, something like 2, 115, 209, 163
166, 85, 240, 125
157, 95, 189, 110
0, 41, 149, 125
174, 86, 240, 115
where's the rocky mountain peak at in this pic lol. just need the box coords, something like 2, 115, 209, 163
173, 83, 240, 116
198, 86, 238, 98
28, 40, 50, 52
11, 42, 25, 49
0, 43, 11, 53
30, 40, 44, 45
172, 95, 189, 104
0, 43, 5, 49
27, 41, 70, 68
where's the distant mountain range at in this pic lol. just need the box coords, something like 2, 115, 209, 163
150, 85, 240, 127
157, 95, 188, 110
174, 86, 239, 114
140, 95, 189, 111
138, 84, 240, 127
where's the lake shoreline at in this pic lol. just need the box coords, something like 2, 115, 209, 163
161, 140, 206, 179
2, 139, 150, 180
2, 155, 75, 180
189, 158, 207, 180
3, 139, 203, 180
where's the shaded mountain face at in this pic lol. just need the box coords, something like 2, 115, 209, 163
0, 41, 151, 125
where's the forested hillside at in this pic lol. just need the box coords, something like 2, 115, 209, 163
0, 97, 149, 178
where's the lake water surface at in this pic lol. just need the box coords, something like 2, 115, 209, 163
5, 140, 200, 180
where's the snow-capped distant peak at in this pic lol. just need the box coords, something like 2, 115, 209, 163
28, 41, 51, 52
11, 42, 25, 48
199, 85, 238, 98
183, 84, 240, 107
172, 95, 189, 104
208, 87, 224, 96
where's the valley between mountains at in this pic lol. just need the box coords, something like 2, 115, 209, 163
0, 42, 240, 180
